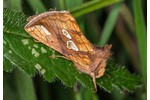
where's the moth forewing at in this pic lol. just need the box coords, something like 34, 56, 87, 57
24, 11, 112, 92
25, 18, 69, 55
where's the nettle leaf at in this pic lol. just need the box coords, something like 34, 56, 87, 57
97, 60, 142, 92
3, 8, 141, 92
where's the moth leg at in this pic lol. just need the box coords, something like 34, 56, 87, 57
49, 55, 70, 60
90, 73, 97, 92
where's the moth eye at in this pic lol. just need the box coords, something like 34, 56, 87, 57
66, 40, 79, 51
62, 29, 72, 39
40, 25, 52, 36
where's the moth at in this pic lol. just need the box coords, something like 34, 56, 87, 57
24, 11, 112, 92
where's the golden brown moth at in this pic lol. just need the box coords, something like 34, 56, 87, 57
24, 11, 112, 92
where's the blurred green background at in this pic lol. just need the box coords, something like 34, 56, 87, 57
3, 0, 146, 100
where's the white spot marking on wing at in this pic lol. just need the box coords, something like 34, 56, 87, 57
66, 40, 79, 51
40, 25, 52, 35
62, 29, 72, 39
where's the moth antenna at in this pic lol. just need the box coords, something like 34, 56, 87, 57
91, 73, 97, 92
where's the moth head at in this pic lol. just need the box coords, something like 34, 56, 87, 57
103, 44, 112, 59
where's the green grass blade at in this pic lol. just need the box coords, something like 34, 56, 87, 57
59, 0, 67, 9
98, 3, 122, 46
10, 0, 22, 10
4, 0, 22, 10
133, 0, 146, 85
15, 70, 37, 100
26, 0, 46, 13
120, 4, 135, 35
70, 0, 123, 17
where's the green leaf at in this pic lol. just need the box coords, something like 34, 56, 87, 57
3, 57, 15, 72
3, 8, 141, 92
75, 87, 99, 100
97, 59, 142, 92
70, 0, 124, 17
